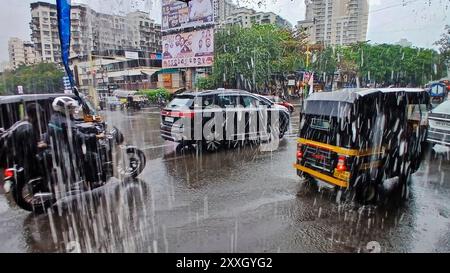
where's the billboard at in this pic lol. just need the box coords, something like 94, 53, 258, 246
162, 28, 214, 68
162, 0, 214, 31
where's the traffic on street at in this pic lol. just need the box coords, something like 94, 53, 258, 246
0, 0, 450, 255
1, 102, 449, 252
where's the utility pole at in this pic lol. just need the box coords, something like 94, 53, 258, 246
305, 45, 311, 69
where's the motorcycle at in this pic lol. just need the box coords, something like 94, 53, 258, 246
3, 123, 146, 214
157, 96, 167, 108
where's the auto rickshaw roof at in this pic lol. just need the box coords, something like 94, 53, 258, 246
112, 89, 138, 97
0, 93, 76, 104
306, 88, 426, 104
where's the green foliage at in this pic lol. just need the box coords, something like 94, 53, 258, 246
212, 23, 445, 89
311, 42, 446, 86
195, 76, 216, 90
0, 63, 64, 94
138, 88, 171, 102
434, 25, 450, 74
212, 24, 306, 91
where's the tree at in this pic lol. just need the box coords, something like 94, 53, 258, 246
212, 24, 306, 92
311, 43, 445, 87
434, 25, 450, 58
196, 77, 215, 90
434, 25, 450, 75
0, 63, 64, 95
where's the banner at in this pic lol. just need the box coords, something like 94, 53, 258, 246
162, 28, 214, 68
56, 0, 76, 93
162, 0, 214, 31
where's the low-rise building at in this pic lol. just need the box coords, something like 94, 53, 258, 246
70, 50, 162, 92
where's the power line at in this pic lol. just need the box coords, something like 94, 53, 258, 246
367, 0, 421, 14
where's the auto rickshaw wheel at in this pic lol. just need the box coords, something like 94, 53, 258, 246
296, 173, 317, 197
356, 183, 378, 204
119, 147, 146, 178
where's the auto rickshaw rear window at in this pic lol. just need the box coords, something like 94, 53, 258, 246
303, 100, 352, 118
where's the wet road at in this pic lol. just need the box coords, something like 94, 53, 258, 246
0, 105, 449, 253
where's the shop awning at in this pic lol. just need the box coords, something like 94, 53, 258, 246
141, 69, 160, 76
107, 68, 160, 78
157, 68, 178, 74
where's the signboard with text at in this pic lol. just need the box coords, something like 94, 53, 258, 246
162, 0, 214, 31
125, 51, 139, 59
162, 28, 214, 68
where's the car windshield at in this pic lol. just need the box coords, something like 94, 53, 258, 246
432, 100, 450, 114
2, 0, 450, 255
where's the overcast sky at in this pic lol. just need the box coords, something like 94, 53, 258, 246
1, 0, 449, 63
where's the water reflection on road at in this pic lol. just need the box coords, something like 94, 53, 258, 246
0, 106, 448, 253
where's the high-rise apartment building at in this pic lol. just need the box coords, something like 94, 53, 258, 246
8, 37, 38, 69
30, 1, 162, 63
302, 0, 369, 45
214, 0, 238, 23
223, 7, 293, 29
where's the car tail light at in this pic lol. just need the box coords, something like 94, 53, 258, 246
297, 143, 303, 159
4, 168, 15, 179
170, 111, 195, 119
336, 156, 347, 171
179, 111, 195, 119
161, 110, 194, 118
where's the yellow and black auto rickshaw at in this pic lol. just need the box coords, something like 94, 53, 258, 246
294, 88, 430, 203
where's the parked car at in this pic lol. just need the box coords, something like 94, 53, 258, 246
160, 89, 290, 152
263, 95, 295, 113
427, 100, 450, 147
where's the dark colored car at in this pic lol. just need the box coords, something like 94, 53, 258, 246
263, 95, 295, 113
160, 89, 290, 152
427, 100, 450, 147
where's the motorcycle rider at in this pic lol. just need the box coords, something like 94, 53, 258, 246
47, 97, 105, 191
3, 103, 47, 184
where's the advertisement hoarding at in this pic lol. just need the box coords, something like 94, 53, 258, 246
125, 51, 139, 59
162, 28, 214, 68
162, 0, 214, 31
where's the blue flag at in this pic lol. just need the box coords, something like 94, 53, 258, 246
56, 0, 78, 95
